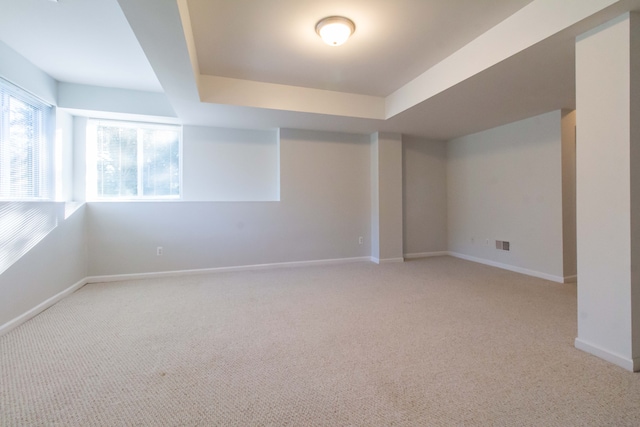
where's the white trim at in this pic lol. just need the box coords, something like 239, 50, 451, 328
563, 275, 578, 284
378, 257, 405, 264
575, 338, 639, 372
86, 256, 373, 284
404, 251, 448, 259
447, 252, 565, 283
370, 257, 405, 264
0, 277, 87, 337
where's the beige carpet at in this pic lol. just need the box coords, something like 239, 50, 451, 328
1, 256, 639, 426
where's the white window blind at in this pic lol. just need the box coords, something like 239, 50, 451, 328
0, 78, 53, 200
87, 120, 181, 200
0, 78, 56, 275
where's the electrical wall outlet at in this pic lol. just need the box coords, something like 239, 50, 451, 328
156, 246, 163, 256
358, 236, 363, 245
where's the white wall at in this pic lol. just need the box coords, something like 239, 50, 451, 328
0, 41, 56, 105
0, 41, 88, 330
182, 126, 279, 201
0, 204, 88, 329
87, 128, 371, 276
575, 13, 640, 371
402, 136, 447, 256
73, 117, 88, 201
56, 110, 75, 201
447, 110, 567, 281
561, 110, 577, 278
58, 83, 176, 119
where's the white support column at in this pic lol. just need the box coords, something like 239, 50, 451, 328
370, 132, 404, 263
575, 12, 640, 372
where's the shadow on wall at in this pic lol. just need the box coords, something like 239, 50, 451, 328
0, 202, 61, 275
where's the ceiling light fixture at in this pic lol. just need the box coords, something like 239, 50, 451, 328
315, 16, 355, 46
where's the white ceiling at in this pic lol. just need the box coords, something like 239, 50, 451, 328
0, 0, 162, 92
188, 0, 534, 96
1, 0, 639, 140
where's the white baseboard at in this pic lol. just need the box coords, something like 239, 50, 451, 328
0, 277, 88, 337
563, 275, 578, 284
404, 251, 449, 260
575, 338, 639, 372
380, 257, 405, 264
370, 257, 405, 264
86, 256, 373, 284
448, 252, 565, 283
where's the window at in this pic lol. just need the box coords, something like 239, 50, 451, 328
87, 120, 181, 200
0, 78, 53, 200
0, 78, 55, 275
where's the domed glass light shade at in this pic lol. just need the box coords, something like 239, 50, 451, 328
315, 16, 356, 46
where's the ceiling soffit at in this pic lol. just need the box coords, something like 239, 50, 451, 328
174, 0, 618, 120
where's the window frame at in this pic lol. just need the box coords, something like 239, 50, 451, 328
86, 119, 183, 201
0, 77, 54, 201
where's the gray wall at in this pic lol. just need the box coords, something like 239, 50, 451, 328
181, 126, 279, 201
371, 133, 404, 262
402, 136, 447, 256
87, 128, 371, 276
447, 110, 567, 280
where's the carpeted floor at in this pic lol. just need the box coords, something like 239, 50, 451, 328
1, 256, 639, 426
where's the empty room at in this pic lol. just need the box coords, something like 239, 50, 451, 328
1, 0, 640, 425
